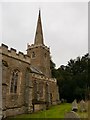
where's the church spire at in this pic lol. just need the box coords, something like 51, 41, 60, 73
34, 10, 44, 45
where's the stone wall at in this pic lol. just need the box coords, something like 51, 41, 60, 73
31, 73, 59, 111
0, 44, 32, 117
0, 44, 59, 117
27, 44, 51, 78
0, 48, 2, 118
1, 44, 30, 64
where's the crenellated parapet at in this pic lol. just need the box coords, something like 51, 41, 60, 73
32, 73, 57, 83
0, 44, 30, 64
27, 44, 50, 52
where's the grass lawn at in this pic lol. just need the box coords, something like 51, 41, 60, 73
8, 103, 88, 119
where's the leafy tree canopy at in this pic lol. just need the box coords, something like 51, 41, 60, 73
50, 53, 90, 102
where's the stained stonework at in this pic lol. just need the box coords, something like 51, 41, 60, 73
27, 10, 51, 78
29, 73, 59, 112
1, 46, 31, 117
0, 51, 2, 119
0, 10, 59, 118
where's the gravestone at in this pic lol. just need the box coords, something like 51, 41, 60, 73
79, 100, 87, 112
64, 111, 80, 120
72, 99, 78, 111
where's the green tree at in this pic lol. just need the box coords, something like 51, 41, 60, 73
54, 53, 89, 102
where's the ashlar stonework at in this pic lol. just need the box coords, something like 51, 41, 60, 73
0, 10, 59, 118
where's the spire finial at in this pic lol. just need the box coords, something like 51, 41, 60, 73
39, 7, 41, 11
39, 8, 41, 18
34, 9, 44, 45
39, 8, 40, 16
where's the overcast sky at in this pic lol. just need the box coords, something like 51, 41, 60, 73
0, 2, 88, 68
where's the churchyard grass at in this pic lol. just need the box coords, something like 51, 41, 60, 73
8, 103, 88, 119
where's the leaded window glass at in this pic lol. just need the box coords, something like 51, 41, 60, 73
10, 69, 19, 93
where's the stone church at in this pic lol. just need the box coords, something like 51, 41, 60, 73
0, 10, 59, 118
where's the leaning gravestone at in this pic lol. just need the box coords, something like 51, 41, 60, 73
79, 100, 87, 112
64, 111, 80, 120
72, 99, 78, 111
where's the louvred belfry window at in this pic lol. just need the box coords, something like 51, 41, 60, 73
10, 69, 19, 93
32, 52, 35, 58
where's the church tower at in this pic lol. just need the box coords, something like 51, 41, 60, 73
27, 10, 51, 77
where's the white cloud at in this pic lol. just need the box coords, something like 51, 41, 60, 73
1, 2, 88, 68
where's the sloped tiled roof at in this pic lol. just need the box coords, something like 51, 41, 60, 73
30, 66, 44, 75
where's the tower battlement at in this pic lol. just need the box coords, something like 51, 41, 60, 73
32, 73, 57, 83
27, 44, 50, 52
1, 10, 60, 118
0, 44, 30, 64
27, 10, 51, 77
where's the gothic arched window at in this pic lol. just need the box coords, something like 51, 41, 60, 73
10, 69, 19, 93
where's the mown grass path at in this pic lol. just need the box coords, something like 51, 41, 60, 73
9, 103, 88, 119
9, 103, 71, 119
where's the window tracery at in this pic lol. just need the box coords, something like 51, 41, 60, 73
10, 69, 19, 93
